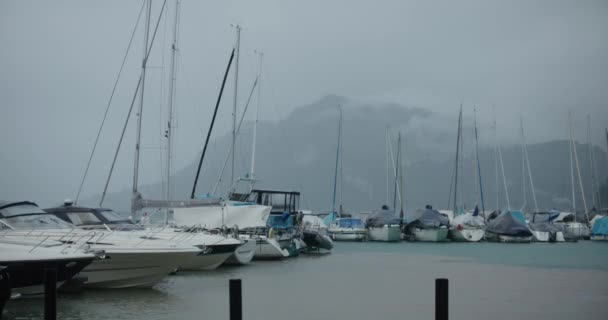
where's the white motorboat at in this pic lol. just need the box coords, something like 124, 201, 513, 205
0, 237, 97, 295
328, 218, 368, 241
44, 203, 243, 271
1, 201, 203, 289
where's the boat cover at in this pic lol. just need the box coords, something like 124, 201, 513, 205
485, 211, 532, 236
302, 215, 328, 229
452, 211, 485, 228
365, 209, 401, 227
406, 208, 449, 229
531, 210, 561, 223
336, 218, 363, 228
591, 216, 608, 236
267, 212, 293, 229
528, 222, 562, 232
172, 203, 271, 229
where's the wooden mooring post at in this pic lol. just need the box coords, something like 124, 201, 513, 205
44, 268, 57, 320
229, 279, 242, 320
0, 266, 10, 319
435, 278, 448, 320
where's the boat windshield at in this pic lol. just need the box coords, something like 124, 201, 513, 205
99, 210, 132, 223
338, 218, 363, 228
66, 211, 104, 226
1, 214, 73, 230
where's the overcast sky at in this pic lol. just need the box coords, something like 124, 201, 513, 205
1, 0, 607, 206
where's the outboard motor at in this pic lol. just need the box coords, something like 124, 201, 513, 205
0, 266, 10, 316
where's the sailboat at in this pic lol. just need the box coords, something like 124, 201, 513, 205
554, 113, 591, 240
448, 106, 486, 242
366, 131, 402, 242
327, 107, 368, 241
484, 118, 532, 243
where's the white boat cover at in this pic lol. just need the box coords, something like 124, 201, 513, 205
302, 215, 328, 230
172, 203, 271, 229
452, 212, 485, 228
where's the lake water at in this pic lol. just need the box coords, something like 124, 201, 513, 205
4, 241, 608, 320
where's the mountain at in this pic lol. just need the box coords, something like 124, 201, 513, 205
96, 95, 608, 215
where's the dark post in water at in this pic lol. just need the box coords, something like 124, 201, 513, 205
229, 279, 242, 320
0, 266, 10, 317
44, 268, 57, 320
435, 278, 448, 320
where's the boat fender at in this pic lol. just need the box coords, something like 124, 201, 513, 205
268, 228, 275, 239
457, 224, 463, 231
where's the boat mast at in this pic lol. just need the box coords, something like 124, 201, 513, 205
231, 25, 241, 184
393, 132, 401, 211
473, 109, 485, 215
569, 115, 576, 216
521, 117, 539, 213
249, 50, 263, 190
165, 0, 181, 203
586, 115, 598, 209
132, 0, 152, 213
520, 118, 527, 211
494, 115, 499, 211
331, 107, 342, 216
385, 128, 390, 206
399, 131, 405, 220
498, 144, 511, 211
570, 113, 589, 220
452, 104, 462, 214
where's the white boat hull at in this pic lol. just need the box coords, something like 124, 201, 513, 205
530, 230, 565, 242
449, 228, 485, 242
485, 232, 532, 243
253, 238, 289, 260
590, 235, 608, 241
413, 228, 448, 242
329, 228, 368, 241
224, 239, 256, 265
367, 225, 401, 242
82, 250, 197, 288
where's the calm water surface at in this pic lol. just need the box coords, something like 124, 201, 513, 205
4, 241, 607, 320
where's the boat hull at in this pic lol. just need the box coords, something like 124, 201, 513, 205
590, 235, 608, 241
413, 228, 449, 242
485, 232, 532, 243
302, 231, 334, 250
253, 238, 289, 260
82, 250, 197, 289
224, 239, 256, 265
531, 230, 565, 243
329, 228, 368, 241
449, 228, 485, 242
367, 225, 401, 242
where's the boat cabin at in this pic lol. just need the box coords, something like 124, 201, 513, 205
44, 202, 142, 231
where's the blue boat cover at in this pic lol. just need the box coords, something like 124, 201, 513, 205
337, 218, 363, 228
592, 216, 608, 236
365, 208, 401, 227
267, 212, 293, 229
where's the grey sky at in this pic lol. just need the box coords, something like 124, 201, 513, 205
1, 0, 607, 207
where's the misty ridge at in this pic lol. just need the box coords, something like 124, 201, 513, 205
93, 94, 608, 215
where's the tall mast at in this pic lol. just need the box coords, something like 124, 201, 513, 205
385, 128, 390, 206
249, 50, 263, 188
569, 114, 576, 214
132, 0, 152, 211
498, 144, 511, 211
165, 0, 181, 202
231, 25, 241, 184
571, 114, 589, 220
339, 109, 344, 216
520, 117, 527, 211
494, 115, 499, 210
521, 117, 539, 213
473, 109, 485, 215
587, 114, 597, 209
399, 131, 404, 220
331, 107, 342, 216
393, 132, 401, 211
452, 104, 462, 214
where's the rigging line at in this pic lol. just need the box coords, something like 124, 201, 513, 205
452, 105, 463, 213
191, 48, 235, 199
521, 118, 539, 213
571, 118, 589, 220
99, 0, 169, 207
74, 0, 146, 204
212, 77, 259, 196
498, 144, 511, 211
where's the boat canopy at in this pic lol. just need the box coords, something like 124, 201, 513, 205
172, 204, 271, 229
485, 211, 532, 237
452, 211, 485, 228
337, 218, 363, 228
302, 215, 328, 229
406, 208, 449, 229
591, 216, 608, 236
267, 212, 293, 229
528, 222, 562, 233
365, 208, 401, 227
531, 210, 561, 223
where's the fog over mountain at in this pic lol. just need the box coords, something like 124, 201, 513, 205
95, 95, 608, 214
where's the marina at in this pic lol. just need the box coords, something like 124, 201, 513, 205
2, 0, 608, 319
